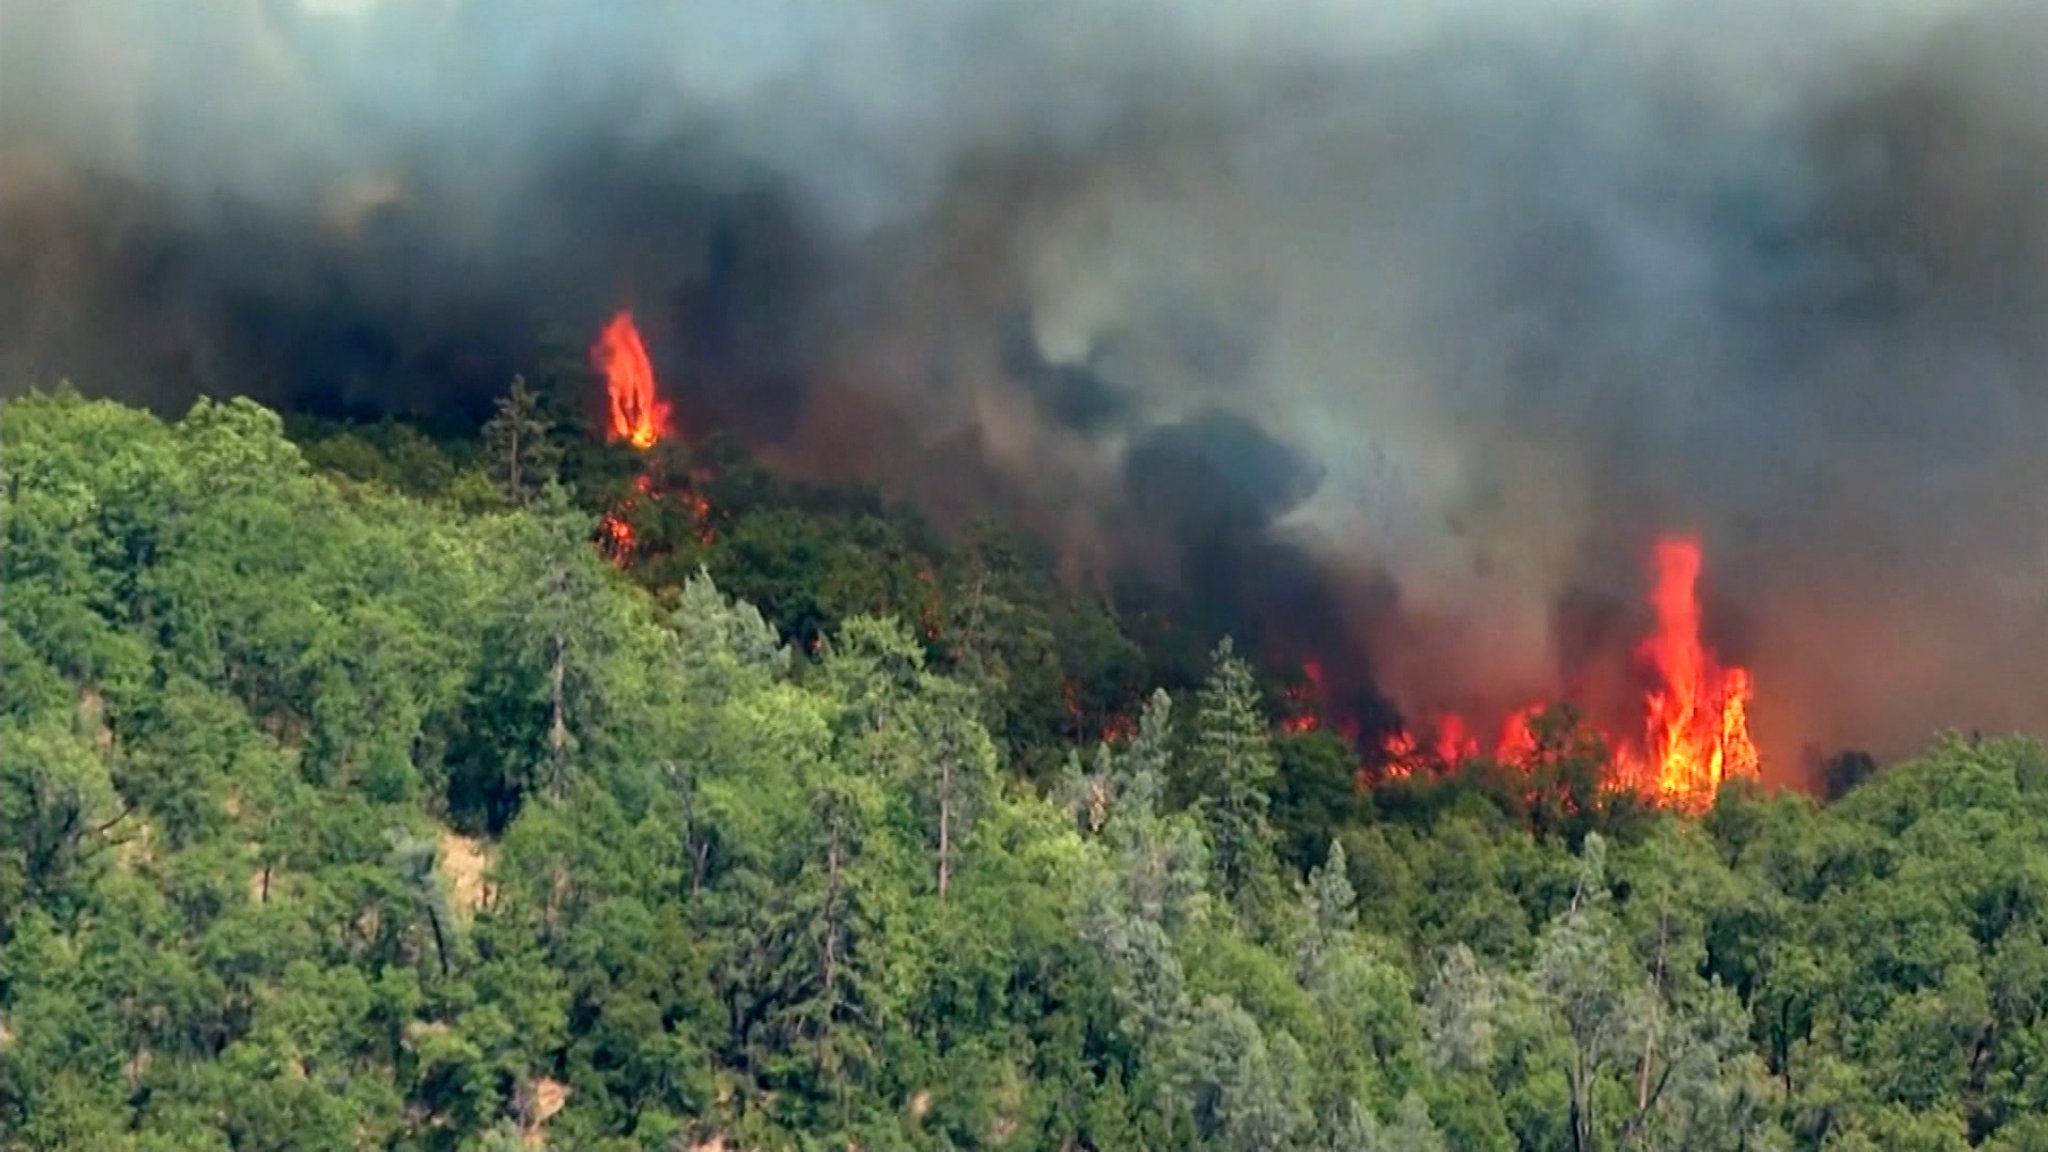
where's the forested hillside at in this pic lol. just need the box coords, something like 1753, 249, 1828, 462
7, 387, 2048, 1151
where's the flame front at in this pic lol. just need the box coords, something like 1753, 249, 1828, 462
592, 309, 670, 451
1377, 533, 1761, 809
1623, 535, 1760, 807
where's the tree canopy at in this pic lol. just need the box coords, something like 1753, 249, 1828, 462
3, 385, 2044, 1151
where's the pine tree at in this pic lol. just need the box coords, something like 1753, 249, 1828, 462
482, 375, 562, 506
1191, 638, 1279, 904
1117, 688, 1175, 824
752, 768, 886, 1124
1299, 839, 1358, 984
1056, 742, 1117, 837
921, 673, 996, 902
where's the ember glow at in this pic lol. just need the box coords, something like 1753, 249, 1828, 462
1277, 660, 1363, 743
1378, 534, 1761, 809
1279, 661, 1327, 734
598, 474, 654, 565
592, 309, 670, 451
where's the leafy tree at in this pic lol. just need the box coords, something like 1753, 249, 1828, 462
1170, 994, 1304, 1148
1274, 729, 1369, 874
11, 388, 2048, 1150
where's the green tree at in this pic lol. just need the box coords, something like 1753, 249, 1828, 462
481, 376, 563, 506
1189, 638, 1279, 908
1170, 993, 1305, 1148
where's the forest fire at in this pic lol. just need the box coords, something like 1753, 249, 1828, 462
599, 474, 655, 559
1617, 536, 1760, 804
583, 305, 1754, 809
1280, 661, 1360, 742
1374, 534, 1761, 810
593, 309, 670, 450
591, 309, 684, 562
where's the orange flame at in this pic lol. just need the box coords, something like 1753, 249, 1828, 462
1620, 535, 1759, 807
599, 516, 635, 560
591, 310, 692, 562
1434, 713, 1480, 763
1497, 704, 1544, 763
597, 474, 653, 565
592, 309, 670, 451
1376, 533, 1761, 809
1381, 730, 1420, 779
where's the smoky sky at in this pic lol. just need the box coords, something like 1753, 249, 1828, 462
5, 0, 2047, 776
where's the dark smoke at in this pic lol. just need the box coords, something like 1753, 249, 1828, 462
6, 0, 2047, 776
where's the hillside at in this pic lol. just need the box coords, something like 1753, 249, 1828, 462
5, 387, 2048, 1151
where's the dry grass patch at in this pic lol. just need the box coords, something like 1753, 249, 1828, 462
439, 829, 493, 920
114, 820, 154, 871
517, 1076, 570, 1148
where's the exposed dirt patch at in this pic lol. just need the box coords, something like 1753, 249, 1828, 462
114, 819, 154, 871
438, 829, 492, 920
518, 1076, 570, 1148
77, 690, 114, 754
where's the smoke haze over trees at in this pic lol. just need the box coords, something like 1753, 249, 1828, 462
5, 0, 2048, 769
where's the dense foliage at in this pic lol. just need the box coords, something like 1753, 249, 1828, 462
6, 386, 2048, 1151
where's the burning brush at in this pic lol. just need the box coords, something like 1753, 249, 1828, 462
586, 307, 1757, 812
591, 309, 711, 562
1376, 534, 1760, 811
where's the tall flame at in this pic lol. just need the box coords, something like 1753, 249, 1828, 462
592, 309, 670, 451
1376, 533, 1761, 809
1622, 535, 1760, 807
591, 309, 678, 564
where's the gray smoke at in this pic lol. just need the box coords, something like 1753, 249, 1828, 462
5, 0, 2046, 776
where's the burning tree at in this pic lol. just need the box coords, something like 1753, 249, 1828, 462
1379, 534, 1762, 812
592, 309, 670, 450
586, 308, 717, 566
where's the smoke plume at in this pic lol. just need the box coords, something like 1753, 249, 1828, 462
6, 0, 2047, 777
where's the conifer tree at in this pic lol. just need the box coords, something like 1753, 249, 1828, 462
1191, 637, 1279, 904
482, 375, 562, 506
